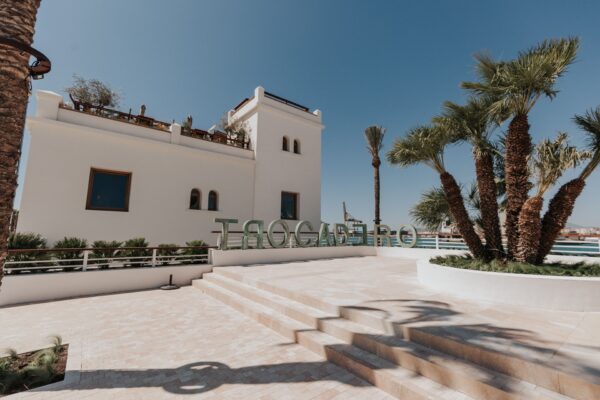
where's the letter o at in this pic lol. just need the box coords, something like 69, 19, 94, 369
397, 224, 418, 248
267, 219, 290, 248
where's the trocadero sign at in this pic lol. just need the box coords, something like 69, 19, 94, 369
214, 218, 418, 250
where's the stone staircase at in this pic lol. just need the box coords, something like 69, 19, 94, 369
193, 268, 596, 400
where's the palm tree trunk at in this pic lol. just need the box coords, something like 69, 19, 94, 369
515, 196, 543, 263
504, 114, 532, 260
373, 161, 381, 227
475, 151, 504, 259
0, 0, 41, 289
535, 178, 585, 264
440, 172, 487, 259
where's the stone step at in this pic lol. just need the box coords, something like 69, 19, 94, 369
194, 278, 474, 400
210, 268, 596, 400
201, 272, 574, 400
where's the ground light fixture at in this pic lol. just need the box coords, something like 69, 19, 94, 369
160, 274, 180, 290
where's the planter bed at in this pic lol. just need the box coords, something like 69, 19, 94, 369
417, 258, 600, 311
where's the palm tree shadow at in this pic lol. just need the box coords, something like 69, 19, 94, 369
39, 359, 374, 395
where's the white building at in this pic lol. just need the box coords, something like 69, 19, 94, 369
17, 87, 323, 245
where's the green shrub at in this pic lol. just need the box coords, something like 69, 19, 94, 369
90, 240, 122, 269
53, 237, 88, 270
157, 244, 179, 265
430, 255, 600, 277
121, 238, 150, 266
6, 233, 50, 273
182, 240, 209, 264
0, 336, 63, 395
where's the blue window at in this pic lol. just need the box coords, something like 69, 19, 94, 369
281, 191, 298, 220
86, 168, 132, 211
208, 190, 218, 211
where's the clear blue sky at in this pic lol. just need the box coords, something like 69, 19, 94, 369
18, 0, 600, 227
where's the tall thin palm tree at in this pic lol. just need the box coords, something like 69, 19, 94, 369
0, 0, 42, 289
516, 133, 589, 263
387, 125, 487, 259
462, 38, 579, 259
364, 125, 385, 228
437, 97, 504, 259
536, 106, 600, 263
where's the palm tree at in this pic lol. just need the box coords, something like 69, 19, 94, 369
387, 125, 487, 259
364, 125, 386, 228
536, 106, 600, 263
410, 187, 452, 232
516, 133, 589, 263
437, 97, 504, 259
462, 38, 579, 259
0, 0, 42, 289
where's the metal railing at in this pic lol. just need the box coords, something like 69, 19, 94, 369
180, 127, 250, 150
63, 102, 172, 132
216, 231, 600, 257
61, 102, 251, 150
5, 246, 215, 274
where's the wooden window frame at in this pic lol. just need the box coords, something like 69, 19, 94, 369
281, 191, 299, 220
86, 167, 132, 212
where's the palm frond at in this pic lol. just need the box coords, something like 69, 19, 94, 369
387, 125, 455, 173
439, 96, 498, 153
573, 106, 600, 151
410, 187, 451, 231
364, 125, 386, 159
574, 105, 600, 180
531, 132, 590, 195
462, 37, 579, 118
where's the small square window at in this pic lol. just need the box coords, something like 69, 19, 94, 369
86, 168, 132, 212
281, 192, 298, 220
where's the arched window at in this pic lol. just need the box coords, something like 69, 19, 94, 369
208, 190, 218, 211
293, 139, 301, 154
282, 136, 289, 151
189, 189, 201, 210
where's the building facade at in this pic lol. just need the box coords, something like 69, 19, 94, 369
17, 87, 323, 245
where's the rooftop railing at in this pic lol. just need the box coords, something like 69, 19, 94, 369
264, 91, 310, 112
180, 127, 250, 150
61, 99, 251, 150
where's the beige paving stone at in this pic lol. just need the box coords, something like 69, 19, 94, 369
0, 287, 393, 399
214, 256, 600, 385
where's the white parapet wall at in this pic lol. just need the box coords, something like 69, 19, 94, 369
0, 264, 212, 307
416, 258, 600, 312
210, 246, 377, 267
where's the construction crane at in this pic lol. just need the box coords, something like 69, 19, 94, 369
342, 202, 363, 225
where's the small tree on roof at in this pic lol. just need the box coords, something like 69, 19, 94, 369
65, 74, 120, 108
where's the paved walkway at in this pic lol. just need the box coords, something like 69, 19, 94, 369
0, 286, 393, 399
220, 256, 600, 385
2, 255, 599, 398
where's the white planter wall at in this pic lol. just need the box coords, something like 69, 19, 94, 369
417, 259, 600, 312
0, 265, 211, 307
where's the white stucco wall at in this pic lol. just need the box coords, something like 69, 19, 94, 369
232, 87, 323, 229
0, 264, 212, 307
18, 88, 323, 246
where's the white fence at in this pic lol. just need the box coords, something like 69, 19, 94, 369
5, 246, 211, 274
219, 231, 600, 257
